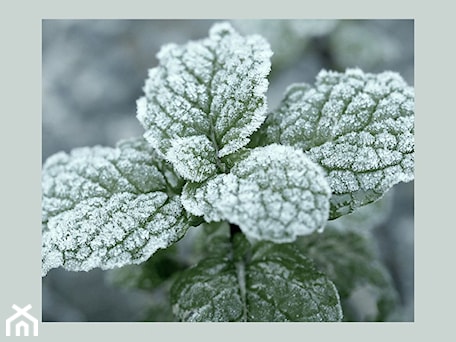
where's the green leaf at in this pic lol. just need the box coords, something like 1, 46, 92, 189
233, 19, 338, 69
106, 245, 187, 291
329, 21, 400, 71
136, 22, 272, 182
181, 144, 331, 243
327, 188, 394, 233
191, 221, 233, 259
262, 68, 414, 218
171, 234, 342, 322
296, 229, 399, 321
42, 137, 190, 276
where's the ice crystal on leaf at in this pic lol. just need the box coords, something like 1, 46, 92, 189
171, 234, 342, 322
262, 68, 414, 218
137, 22, 272, 182
166, 135, 219, 182
181, 144, 331, 243
41, 137, 190, 276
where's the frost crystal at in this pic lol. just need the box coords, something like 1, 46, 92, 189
137, 22, 272, 182
263, 68, 414, 218
166, 135, 218, 182
181, 144, 331, 243
41, 137, 189, 276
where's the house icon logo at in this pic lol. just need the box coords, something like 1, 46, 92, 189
5, 304, 38, 337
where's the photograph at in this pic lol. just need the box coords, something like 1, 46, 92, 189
41, 19, 414, 323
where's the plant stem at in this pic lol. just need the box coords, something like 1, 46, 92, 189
230, 223, 241, 242
228, 223, 248, 321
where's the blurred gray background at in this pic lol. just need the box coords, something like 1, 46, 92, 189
42, 19, 414, 322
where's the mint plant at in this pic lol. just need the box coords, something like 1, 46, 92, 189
41, 22, 414, 322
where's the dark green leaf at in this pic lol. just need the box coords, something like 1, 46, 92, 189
171, 234, 342, 322
296, 229, 399, 321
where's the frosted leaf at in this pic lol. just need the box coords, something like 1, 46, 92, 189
171, 234, 342, 322
181, 144, 331, 243
297, 229, 399, 321
137, 22, 272, 182
165, 135, 218, 182
42, 137, 190, 276
263, 68, 414, 218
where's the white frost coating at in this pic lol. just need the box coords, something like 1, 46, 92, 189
42, 137, 189, 276
181, 144, 331, 243
137, 22, 272, 180
166, 135, 218, 182
264, 68, 414, 218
